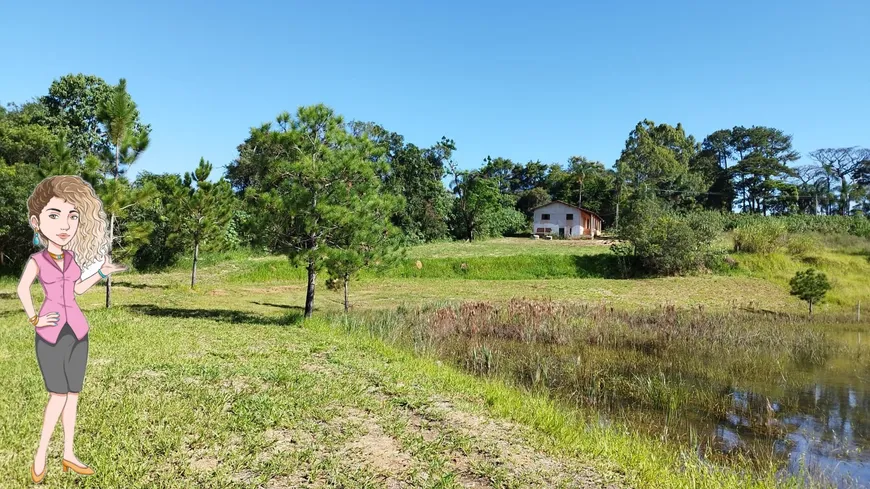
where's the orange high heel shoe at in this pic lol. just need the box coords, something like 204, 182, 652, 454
62, 459, 95, 475
31, 463, 46, 483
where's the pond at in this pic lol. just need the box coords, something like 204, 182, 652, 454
337, 301, 870, 487
711, 334, 870, 488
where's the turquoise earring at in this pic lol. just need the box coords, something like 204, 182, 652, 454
33, 230, 40, 246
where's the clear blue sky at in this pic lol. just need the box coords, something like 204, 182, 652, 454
1, 0, 867, 181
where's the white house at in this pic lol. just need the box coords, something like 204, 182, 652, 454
531, 201, 603, 238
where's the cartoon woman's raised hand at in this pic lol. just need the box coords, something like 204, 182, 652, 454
100, 256, 128, 276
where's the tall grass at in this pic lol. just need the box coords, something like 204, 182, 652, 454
733, 221, 789, 253
723, 214, 870, 238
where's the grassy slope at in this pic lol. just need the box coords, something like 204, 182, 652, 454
730, 234, 870, 310
2, 298, 629, 488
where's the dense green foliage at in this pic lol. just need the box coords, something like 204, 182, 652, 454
129, 172, 186, 270
616, 200, 722, 276
0, 164, 40, 269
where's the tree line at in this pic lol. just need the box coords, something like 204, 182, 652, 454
2, 73, 869, 311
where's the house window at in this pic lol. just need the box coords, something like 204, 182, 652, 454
542, 213, 550, 220
566, 213, 574, 220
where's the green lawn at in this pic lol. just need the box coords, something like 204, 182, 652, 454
2, 298, 635, 488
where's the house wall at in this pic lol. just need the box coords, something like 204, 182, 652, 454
532, 202, 597, 237
578, 212, 602, 235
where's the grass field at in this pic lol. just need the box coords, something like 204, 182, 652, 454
0, 304, 636, 488
182, 235, 866, 314
0, 285, 812, 489
0, 235, 867, 488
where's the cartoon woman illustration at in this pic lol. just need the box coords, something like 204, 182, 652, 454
16, 175, 126, 483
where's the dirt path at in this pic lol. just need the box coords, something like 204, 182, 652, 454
246, 348, 628, 488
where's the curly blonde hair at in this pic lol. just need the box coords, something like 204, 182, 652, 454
27, 175, 110, 268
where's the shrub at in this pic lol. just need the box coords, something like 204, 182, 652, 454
851, 214, 870, 238
619, 199, 720, 276
703, 249, 735, 273
784, 234, 819, 257
610, 242, 635, 278
685, 210, 728, 234
733, 221, 788, 254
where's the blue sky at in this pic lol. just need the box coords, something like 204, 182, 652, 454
1, 0, 867, 181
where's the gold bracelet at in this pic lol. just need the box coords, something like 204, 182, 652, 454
29, 314, 39, 326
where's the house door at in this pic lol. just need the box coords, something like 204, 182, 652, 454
559, 227, 565, 237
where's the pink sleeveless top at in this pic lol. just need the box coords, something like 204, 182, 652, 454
31, 250, 89, 344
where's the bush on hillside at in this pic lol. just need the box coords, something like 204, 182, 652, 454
619, 199, 721, 276
785, 234, 819, 257
733, 220, 788, 254
685, 210, 729, 234
610, 242, 635, 278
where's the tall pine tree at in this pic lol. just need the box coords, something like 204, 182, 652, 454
254, 105, 390, 318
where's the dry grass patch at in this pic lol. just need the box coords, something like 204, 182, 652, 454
189, 454, 220, 472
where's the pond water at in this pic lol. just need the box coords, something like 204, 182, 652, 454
452, 326, 870, 487
610, 331, 870, 488
718, 383, 870, 487
731, 371, 870, 486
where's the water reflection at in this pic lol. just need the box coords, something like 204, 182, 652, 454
717, 382, 870, 487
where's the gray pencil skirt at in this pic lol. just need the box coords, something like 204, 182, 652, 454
35, 324, 89, 394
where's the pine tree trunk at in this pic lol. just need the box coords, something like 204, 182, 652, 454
191, 239, 199, 288
614, 200, 620, 230
105, 212, 115, 308
115, 143, 121, 178
106, 141, 121, 309
304, 256, 316, 318
841, 176, 849, 215
343, 273, 349, 313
